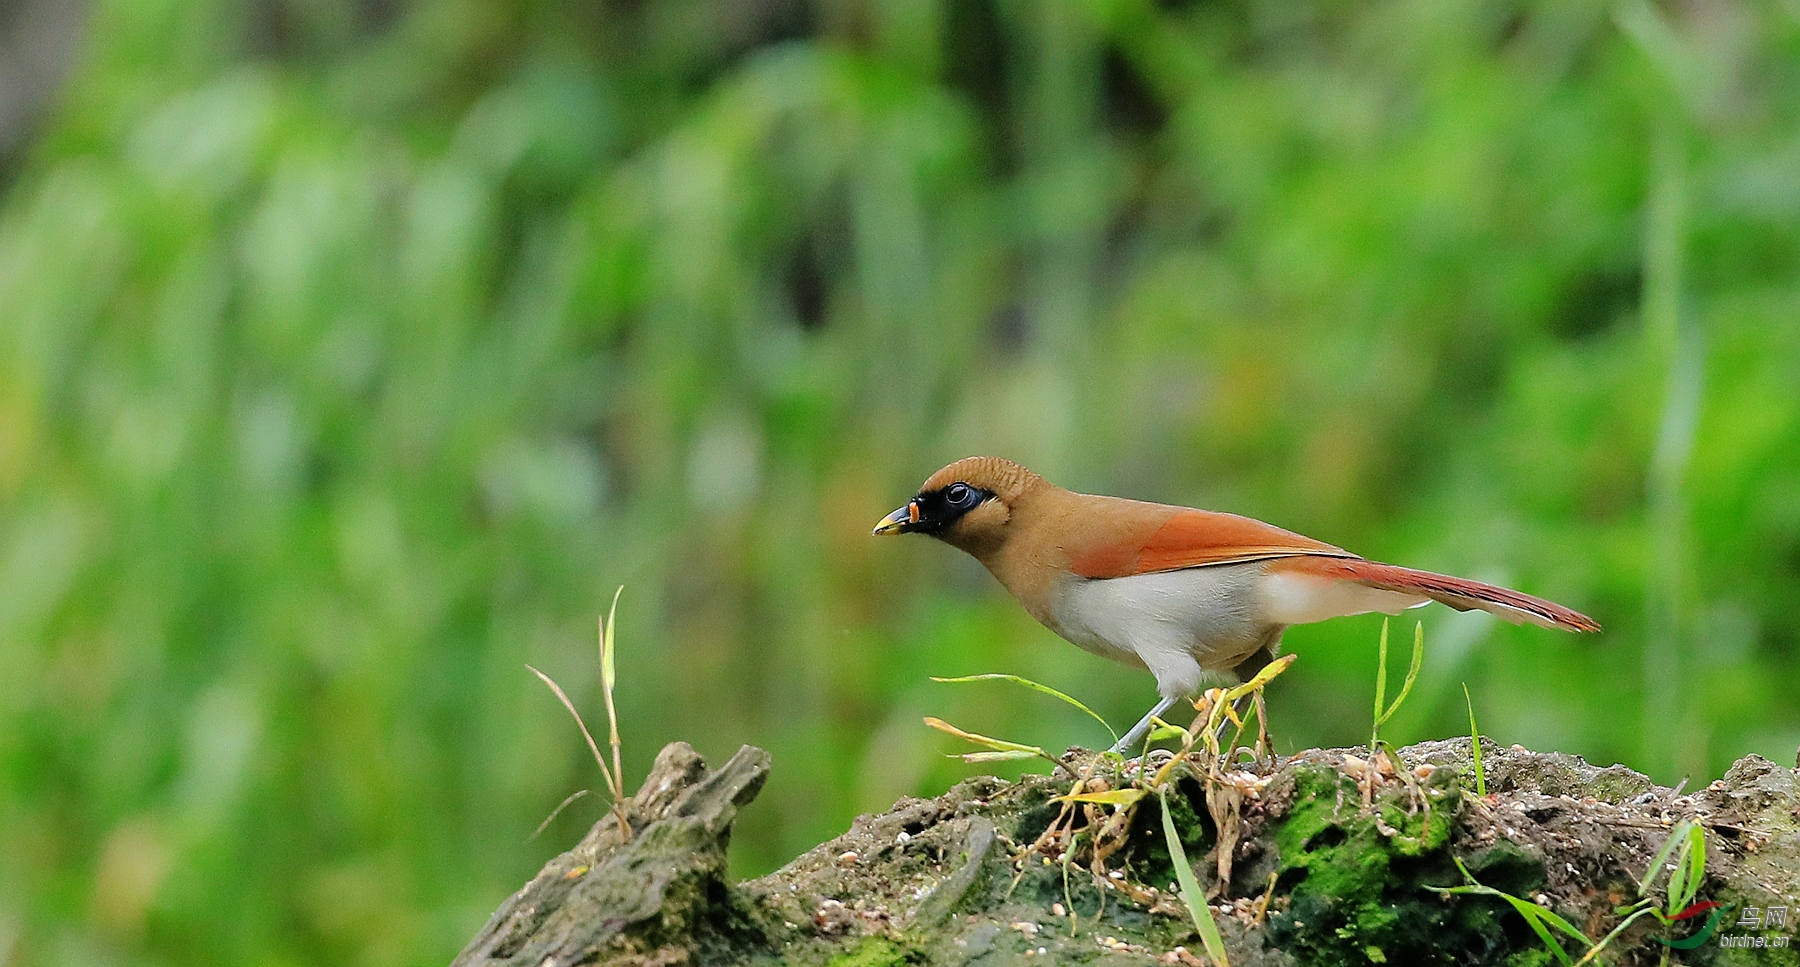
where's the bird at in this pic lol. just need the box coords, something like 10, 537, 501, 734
872, 456, 1599, 753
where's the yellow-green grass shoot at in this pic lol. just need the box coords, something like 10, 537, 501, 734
600, 587, 625, 818
922, 716, 1058, 766
1371, 620, 1424, 754
527, 585, 632, 839
1463, 683, 1485, 797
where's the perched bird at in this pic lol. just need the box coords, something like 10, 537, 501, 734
873, 456, 1599, 752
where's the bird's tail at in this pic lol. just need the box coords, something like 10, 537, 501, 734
1278, 557, 1601, 632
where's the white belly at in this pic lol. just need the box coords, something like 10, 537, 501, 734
1039, 560, 1433, 701
1046, 564, 1274, 700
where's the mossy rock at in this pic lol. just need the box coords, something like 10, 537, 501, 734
457, 741, 1800, 966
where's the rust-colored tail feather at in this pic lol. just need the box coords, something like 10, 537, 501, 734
1297, 558, 1601, 633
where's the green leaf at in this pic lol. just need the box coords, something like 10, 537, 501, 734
1667, 821, 1707, 914
1159, 789, 1230, 967
931, 673, 1118, 745
1636, 819, 1706, 914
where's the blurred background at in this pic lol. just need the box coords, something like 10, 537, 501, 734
3, 0, 1799, 963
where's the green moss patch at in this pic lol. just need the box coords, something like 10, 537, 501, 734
1264, 763, 1519, 965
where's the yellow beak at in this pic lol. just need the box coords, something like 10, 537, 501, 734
871, 501, 918, 535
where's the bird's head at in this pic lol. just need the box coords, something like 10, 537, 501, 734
871, 456, 1044, 558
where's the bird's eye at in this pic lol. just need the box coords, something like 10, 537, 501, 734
946, 483, 975, 506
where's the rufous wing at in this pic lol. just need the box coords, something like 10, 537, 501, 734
1069, 506, 1357, 579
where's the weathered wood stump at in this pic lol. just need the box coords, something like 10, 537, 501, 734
454, 742, 772, 965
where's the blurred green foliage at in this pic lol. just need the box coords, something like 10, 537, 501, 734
3, 0, 1799, 964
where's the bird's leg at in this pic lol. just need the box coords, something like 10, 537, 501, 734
1111, 695, 1179, 755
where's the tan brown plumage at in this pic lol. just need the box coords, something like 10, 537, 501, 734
874, 456, 1599, 750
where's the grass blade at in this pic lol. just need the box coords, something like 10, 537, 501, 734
1224, 653, 1296, 701
1514, 907, 1577, 967
1436, 858, 1590, 965
1373, 621, 1426, 752
1159, 789, 1230, 967
1371, 618, 1390, 751
931, 673, 1118, 745
600, 586, 623, 695
952, 749, 1043, 763
600, 586, 626, 804
1394, 621, 1424, 715
529, 789, 591, 842
1638, 819, 1689, 898
1667, 821, 1707, 914
1059, 788, 1147, 807
1463, 683, 1485, 797
1572, 902, 1661, 967
1441, 885, 1586, 965
923, 716, 1051, 760
527, 664, 618, 798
